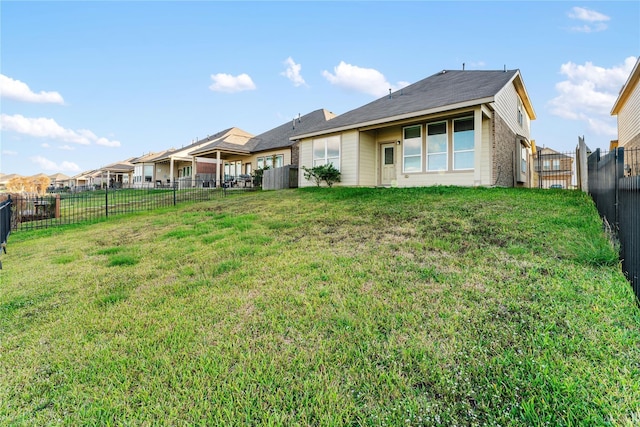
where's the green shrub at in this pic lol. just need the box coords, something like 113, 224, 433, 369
302, 164, 341, 187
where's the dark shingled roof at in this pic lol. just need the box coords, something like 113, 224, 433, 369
247, 109, 336, 153
291, 69, 520, 138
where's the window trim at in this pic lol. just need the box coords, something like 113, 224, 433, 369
426, 121, 448, 172
402, 125, 423, 173
313, 136, 341, 170
452, 116, 475, 171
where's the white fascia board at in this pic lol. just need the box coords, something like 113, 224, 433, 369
289, 97, 495, 140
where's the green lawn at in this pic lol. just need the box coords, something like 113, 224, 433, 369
1, 187, 638, 426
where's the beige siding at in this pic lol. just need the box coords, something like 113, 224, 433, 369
340, 131, 359, 186
359, 132, 376, 186
494, 82, 531, 139
298, 138, 314, 187
618, 81, 640, 147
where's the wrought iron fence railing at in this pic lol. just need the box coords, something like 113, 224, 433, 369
1, 180, 257, 232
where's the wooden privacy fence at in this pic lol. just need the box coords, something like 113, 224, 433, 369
262, 165, 298, 190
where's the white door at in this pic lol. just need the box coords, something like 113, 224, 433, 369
381, 143, 396, 186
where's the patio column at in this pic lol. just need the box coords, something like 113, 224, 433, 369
216, 151, 221, 188
169, 158, 174, 187
473, 108, 482, 186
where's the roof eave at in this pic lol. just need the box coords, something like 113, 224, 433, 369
289, 97, 496, 140
510, 71, 536, 120
611, 58, 640, 115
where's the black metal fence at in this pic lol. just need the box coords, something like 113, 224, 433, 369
1, 180, 256, 233
0, 198, 11, 268
532, 150, 577, 189
588, 147, 640, 302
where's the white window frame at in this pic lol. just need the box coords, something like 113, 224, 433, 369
453, 117, 474, 171
257, 157, 265, 169
402, 125, 422, 173
426, 121, 448, 171
313, 136, 341, 170
552, 159, 560, 171
517, 98, 524, 127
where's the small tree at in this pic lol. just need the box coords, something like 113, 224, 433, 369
302, 164, 341, 187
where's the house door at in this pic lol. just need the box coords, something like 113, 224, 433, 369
380, 143, 396, 186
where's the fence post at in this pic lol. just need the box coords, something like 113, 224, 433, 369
614, 147, 624, 229
173, 182, 177, 206
105, 186, 109, 217
577, 136, 589, 192
55, 194, 61, 218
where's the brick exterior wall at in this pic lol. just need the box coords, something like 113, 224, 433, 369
624, 133, 640, 149
290, 142, 300, 166
196, 161, 216, 174
492, 113, 518, 187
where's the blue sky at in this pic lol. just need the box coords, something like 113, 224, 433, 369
1, 1, 638, 177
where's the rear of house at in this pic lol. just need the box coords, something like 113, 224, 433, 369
292, 69, 536, 188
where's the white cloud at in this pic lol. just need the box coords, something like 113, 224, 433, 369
41, 143, 50, 148
281, 57, 306, 87
30, 155, 81, 172
95, 137, 121, 147
0, 114, 120, 147
568, 7, 610, 32
58, 145, 74, 151
322, 61, 410, 97
209, 73, 256, 93
0, 74, 65, 104
2, 150, 18, 156
569, 6, 610, 22
548, 57, 637, 136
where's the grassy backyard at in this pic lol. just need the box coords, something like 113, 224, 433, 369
1, 186, 638, 425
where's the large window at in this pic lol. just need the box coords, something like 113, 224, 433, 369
427, 122, 447, 171
144, 165, 154, 183
313, 136, 340, 169
453, 117, 474, 170
403, 125, 422, 173
257, 154, 284, 169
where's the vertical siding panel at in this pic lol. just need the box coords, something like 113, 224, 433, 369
619, 83, 640, 146
494, 83, 531, 140
340, 131, 358, 186
298, 138, 313, 187
359, 132, 376, 186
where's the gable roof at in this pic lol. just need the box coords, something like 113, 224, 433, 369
188, 128, 255, 156
48, 173, 70, 181
291, 69, 534, 139
611, 57, 640, 115
247, 109, 336, 153
150, 127, 246, 162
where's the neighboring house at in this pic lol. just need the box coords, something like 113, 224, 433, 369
96, 159, 136, 188
534, 147, 573, 189
131, 150, 172, 188
48, 173, 70, 189
291, 69, 536, 188
185, 128, 255, 186
69, 170, 98, 190
189, 109, 334, 186
150, 128, 253, 188
611, 57, 640, 149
